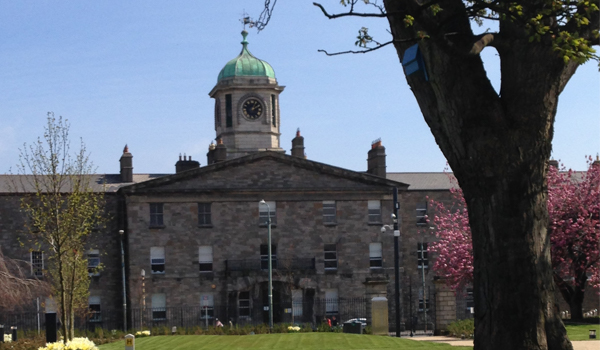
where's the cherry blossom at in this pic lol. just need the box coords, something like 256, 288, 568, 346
428, 157, 599, 317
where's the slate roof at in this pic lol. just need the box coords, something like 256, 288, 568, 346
386, 172, 458, 191
387, 170, 588, 191
0, 174, 166, 193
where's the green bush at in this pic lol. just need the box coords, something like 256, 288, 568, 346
0, 334, 45, 350
446, 319, 474, 339
272, 323, 289, 333
301, 323, 313, 332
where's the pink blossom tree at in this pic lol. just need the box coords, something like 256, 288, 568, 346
547, 158, 600, 319
428, 158, 600, 319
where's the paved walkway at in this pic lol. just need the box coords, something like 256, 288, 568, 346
407, 336, 600, 349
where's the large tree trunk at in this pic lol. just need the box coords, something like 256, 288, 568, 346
384, 0, 579, 348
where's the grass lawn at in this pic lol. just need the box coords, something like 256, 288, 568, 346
97, 324, 599, 350
98, 333, 472, 350
565, 323, 600, 341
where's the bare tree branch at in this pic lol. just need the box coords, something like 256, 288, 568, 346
0, 248, 50, 310
313, 2, 387, 19
318, 40, 401, 56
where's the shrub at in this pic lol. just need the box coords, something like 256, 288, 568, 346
447, 319, 474, 339
37, 337, 99, 350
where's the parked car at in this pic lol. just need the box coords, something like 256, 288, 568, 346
344, 318, 367, 327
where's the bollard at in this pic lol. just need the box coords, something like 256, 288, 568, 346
11, 326, 17, 342
125, 334, 135, 350
45, 313, 57, 343
590, 330, 596, 339
0, 324, 4, 343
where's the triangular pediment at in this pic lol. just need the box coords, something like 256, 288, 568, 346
120, 152, 407, 195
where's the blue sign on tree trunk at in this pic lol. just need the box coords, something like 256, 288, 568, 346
402, 44, 429, 81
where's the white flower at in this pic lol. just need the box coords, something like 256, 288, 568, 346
39, 337, 98, 350
65, 337, 98, 350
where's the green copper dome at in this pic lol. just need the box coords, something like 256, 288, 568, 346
217, 30, 276, 82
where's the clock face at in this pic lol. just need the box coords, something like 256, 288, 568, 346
242, 98, 263, 120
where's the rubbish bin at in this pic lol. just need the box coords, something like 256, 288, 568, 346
343, 322, 363, 334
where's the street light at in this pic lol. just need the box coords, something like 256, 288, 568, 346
381, 186, 401, 337
259, 200, 274, 330
119, 229, 127, 332
141, 269, 146, 331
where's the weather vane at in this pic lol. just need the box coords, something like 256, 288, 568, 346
240, 10, 255, 29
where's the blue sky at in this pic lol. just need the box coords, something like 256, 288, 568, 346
1, 1, 598, 175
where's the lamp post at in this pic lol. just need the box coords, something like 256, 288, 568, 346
259, 200, 274, 330
382, 187, 401, 337
141, 269, 146, 331
119, 230, 127, 332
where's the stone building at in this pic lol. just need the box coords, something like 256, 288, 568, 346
0, 30, 593, 334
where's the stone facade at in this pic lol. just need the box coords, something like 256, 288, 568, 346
0, 190, 124, 318
120, 152, 405, 326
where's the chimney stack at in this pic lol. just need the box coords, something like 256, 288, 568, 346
367, 139, 386, 178
175, 153, 200, 173
119, 145, 133, 182
214, 138, 227, 163
291, 128, 305, 158
549, 159, 559, 169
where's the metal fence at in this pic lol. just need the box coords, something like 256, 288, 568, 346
0, 294, 445, 334
0, 298, 368, 333
0, 309, 123, 334
130, 298, 368, 330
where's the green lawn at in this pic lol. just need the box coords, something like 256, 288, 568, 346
97, 324, 600, 350
98, 333, 472, 350
565, 323, 600, 341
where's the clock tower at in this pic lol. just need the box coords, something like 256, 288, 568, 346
209, 30, 285, 160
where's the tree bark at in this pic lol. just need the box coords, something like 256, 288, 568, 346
384, 0, 578, 348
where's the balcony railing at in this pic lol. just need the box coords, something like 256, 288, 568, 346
226, 258, 315, 272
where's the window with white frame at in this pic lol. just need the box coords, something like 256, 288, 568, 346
151, 293, 167, 320
200, 294, 214, 320
150, 203, 164, 227
88, 296, 101, 322
465, 288, 474, 315
417, 242, 429, 269
323, 201, 336, 224
31, 251, 43, 277
239, 291, 250, 317
259, 201, 276, 225
368, 200, 382, 223
151, 247, 165, 274
324, 244, 337, 270
416, 202, 428, 226
198, 203, 212, 226
260, 244, 277, 270
198, 246, 213, 273
87, 249, 100, 276
369, 242, 383, 269
325, 289, 338, 316
292, 289, 303, 317
418, 288, 430, 311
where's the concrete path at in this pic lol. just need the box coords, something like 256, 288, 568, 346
406, 336, 600, 349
